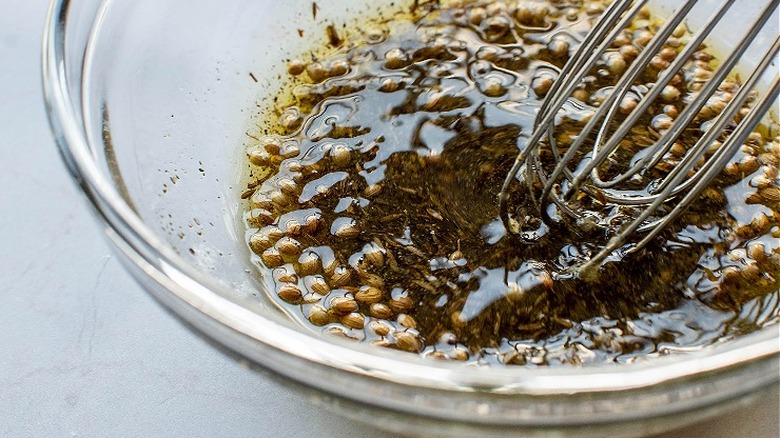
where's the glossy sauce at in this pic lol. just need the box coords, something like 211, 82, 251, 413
242, 0, 780, 365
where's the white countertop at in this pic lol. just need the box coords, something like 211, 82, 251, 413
0, 1, 777, 436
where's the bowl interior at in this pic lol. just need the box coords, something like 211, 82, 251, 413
63, 0, 780, 382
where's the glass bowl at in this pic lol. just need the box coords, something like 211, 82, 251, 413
43, 0, 779, 436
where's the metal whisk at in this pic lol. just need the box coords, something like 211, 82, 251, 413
499, 0, 780, 277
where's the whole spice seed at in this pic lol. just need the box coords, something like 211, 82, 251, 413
369, 320, 392, 337
261, 248, 284, 268
531, 74, 554, 97
273, 267, 298, 284
332, 218, 361, 239
747, 241, 766, 262
298, 251, 322, 275
605, 52, 627, 75
248, 149, 272, 167
269, 190, 290, 208
250, 192, 274, 210
331, 296, 359, 315
277, 178, 299, 196
307, 275, 331, 295
309, 305, 331, 326
371, 338, 392, 347
260, 136, 282, 155
394, 331, 423, 353
449, 348, 470, 361
341, 312, 366, 329
363, 184, 383, 198
548, 38, 569, 58
760, 186, 780, 202
276, 236, 303, 257
389, 296, 414, 314
397, 313, 417, 329
302, 293, 322, 304
306, 61, 329, 83
283, 219, 303, 236
385, 48, 410, 69
360, 272, 386, 289
329, 59, 349, 76
330, 265, 353, 288
287, 59, 306, 76
355, 286, 384, 304
249, 232, 274, 254
330, 144, 352, 168
305, 213, 322, 234
370, 303, 393, 319
363, 243, 385, 267
278, 284, 303, 303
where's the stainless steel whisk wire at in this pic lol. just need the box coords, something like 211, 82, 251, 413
499, 0, 780, 277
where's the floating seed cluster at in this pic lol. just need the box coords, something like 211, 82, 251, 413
242, 0, 780, 366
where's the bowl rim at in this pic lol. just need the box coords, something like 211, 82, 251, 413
42, 0, 779, 403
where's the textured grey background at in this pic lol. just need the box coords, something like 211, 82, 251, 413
0, 1, 777, 437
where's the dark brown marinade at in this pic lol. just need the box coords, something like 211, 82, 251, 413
243, 0, 780, 365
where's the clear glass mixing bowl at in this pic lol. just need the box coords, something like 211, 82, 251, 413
43, 0, 779, 436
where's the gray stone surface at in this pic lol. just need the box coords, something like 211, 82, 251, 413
0, 1, 776, 437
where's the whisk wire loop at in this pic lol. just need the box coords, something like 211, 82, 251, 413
499, 0, 780, 276
584, 0, 739, 191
